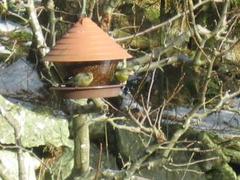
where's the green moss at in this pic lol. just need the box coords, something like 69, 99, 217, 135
31, 106, 55, 116
9, 31, 32, 42
207, 163, 237, 180
145, 8, 160, 23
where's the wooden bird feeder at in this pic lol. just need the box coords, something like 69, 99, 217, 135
44, 17, 132, 99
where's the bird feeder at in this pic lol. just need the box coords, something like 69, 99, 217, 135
44, 17, 132, 99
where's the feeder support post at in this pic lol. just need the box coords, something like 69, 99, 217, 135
73, 114, 90, 175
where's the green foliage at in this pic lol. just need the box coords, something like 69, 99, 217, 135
0, 30, 32, 62
145, 7, 160, 23
206, 76, 221, 98
9, 30, 32, 42
232, 0, 240, 5
206, 163, 237, 180
113, 29, 151, 49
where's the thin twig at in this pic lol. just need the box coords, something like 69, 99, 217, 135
116, 0, 212, 42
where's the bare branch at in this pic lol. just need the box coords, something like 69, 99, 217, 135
116, 0, 212, 42
26, 0, 49, 57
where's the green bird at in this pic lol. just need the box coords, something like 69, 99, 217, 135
0, 1, 8, 15
115, 69, 134, 84
66, 72, 93, 87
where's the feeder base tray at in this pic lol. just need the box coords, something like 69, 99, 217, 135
50, 84, 123, 99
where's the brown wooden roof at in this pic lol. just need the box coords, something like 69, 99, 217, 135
44, 17, 132, 62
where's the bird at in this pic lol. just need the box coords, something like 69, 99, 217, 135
66, 72, 93, 87
0, 1, 7, 16
115, 68, 134, 84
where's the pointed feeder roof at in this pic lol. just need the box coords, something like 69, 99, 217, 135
44, 17, 132, 62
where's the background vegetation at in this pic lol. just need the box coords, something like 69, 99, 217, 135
0, 0, 240, 179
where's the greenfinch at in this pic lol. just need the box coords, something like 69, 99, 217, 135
0, 1, 8, 15
66, 72, 93, 87
115, 69, 134, 84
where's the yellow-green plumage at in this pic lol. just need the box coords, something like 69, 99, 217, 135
0, 1, 8, 15
115, 69, 134, 83
67, 72, 93, 87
